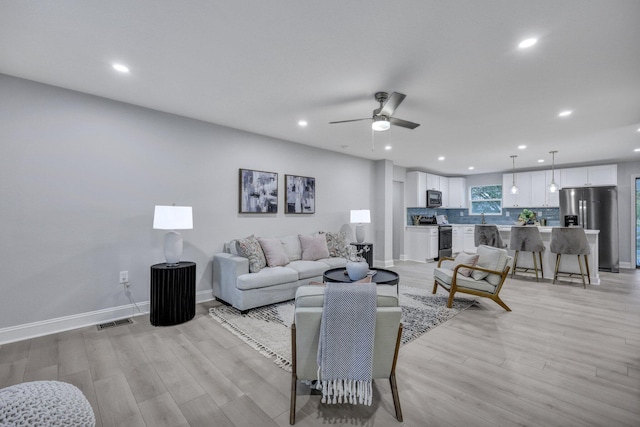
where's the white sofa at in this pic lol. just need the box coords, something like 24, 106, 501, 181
213, 233, 349, 313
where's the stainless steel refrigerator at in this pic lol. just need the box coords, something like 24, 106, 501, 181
559, 186, 619, 272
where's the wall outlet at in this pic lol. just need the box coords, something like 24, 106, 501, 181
538, 211, 543, 217
119, 271, 129, 284
506, 211, 510, 216
459, 212, 463, 216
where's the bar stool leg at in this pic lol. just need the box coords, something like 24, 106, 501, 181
577, 255, 586, 288
539, 252, 544, 277
553, 254, 561, 284
532, 252, 539, 282
512, 250, 520, 278
584, 255, 591, 284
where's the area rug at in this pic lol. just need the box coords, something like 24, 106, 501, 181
208, 285, 474, 371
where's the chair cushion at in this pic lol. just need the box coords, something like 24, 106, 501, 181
451, 252, 479, 277
295, 284, 398, 307
471, 245, 508, 285
299, 234, 330, 260
550, 227, 590, 255
286, 260, 328, 280
258, 237, 290, 267
509, 226, 545, 252
434, 267, 497, 294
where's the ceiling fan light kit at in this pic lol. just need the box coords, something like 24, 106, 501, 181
372, 116, 390, 131
330, 91, 420, 131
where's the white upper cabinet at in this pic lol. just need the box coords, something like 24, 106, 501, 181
426, 173, 440, 190
530, 170, 560, 207
406, 171, 427, 207
439, 177, 449, 208
447, 177, 467, 208
502, 172, 532, 207
560, 165, 617, 187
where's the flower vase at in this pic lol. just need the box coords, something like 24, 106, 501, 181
346, 261, 369, 281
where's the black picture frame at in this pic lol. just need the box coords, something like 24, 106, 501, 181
239, 169, 278, 213
285, 174, 315, 214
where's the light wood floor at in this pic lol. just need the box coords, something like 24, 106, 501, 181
1, 261, 639, 426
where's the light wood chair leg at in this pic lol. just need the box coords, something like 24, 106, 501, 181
492, 295, 512, 312
446, 288, 456, 308
290, 324, 297, 425
389, 324, 403, 422
577, 255, 586, 288
432, 280, 438, 294
532, 252, 539, 282
539, 252, 544, 277
553, 254, 561, 284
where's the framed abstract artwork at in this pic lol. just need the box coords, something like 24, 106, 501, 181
239, 169, 278, 213
285, 174, 315, 214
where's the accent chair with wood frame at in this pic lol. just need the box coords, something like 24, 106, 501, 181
289, 285, 403, 424
433, 245, 513, 311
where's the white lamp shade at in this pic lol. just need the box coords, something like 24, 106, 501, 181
153, 205, 193, 230
350, 209, 371, 224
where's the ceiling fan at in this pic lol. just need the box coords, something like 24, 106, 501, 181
329, 91, 420, 131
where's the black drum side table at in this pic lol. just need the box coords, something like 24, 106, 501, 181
150, 261, 196, 326
351, 242, 373, 268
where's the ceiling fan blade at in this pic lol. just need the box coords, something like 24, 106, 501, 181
379, 92, 406, 117
389, 117, 420, 129
329, 118, 370, 124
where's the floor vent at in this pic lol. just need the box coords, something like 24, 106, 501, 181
97, 318, 133, 331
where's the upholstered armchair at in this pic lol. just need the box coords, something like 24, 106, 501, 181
290, 285, 403, 424
432, 245, 513, 311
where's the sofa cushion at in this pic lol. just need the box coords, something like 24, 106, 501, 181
236, 266, 299, 290
322, 231, 349, 257
279, 234, 302, 261
471, 245, 508, 285
287, 260, 328, 280
317, 257, 348, 268
236, 235, 267, 273
434, 267, 497, 294
451, 252, 480, 277
258, 237, 290, 267
295, 284, 398, 308
299, 234, 330, 261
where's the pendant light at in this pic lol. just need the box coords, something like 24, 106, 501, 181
510, 155, 519, 194
548, 150, 558, 193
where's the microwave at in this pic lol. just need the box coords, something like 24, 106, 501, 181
426, 190, 442, 208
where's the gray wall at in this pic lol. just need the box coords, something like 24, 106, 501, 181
0, 74, 376, 331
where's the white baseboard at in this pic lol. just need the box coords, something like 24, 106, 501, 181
620, 261, 633, 269
0, 290, 214, 345
373, 260, 394, 269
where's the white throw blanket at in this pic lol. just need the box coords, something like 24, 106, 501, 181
317, 282, 377, 405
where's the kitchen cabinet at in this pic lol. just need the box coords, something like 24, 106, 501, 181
463, 226, 476, 253
452, 225, 465, 253
560, 165, 617, 187
448, 177, 467, 208
439, 177, 449, 208
405, 226, 439, 262
502, 172, 532, 207
406, 171, 427, 207
530, 170, 560, 207
426, 173, 440, 190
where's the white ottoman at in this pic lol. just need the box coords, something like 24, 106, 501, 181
0, 380, 95, 426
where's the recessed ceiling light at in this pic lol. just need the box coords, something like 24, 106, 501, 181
518, 38, 538, 49
538, 159, 545, 163
385, 145, 392, 150
518, 145, 526, 150
635, 148, 640, 152
112, 63, 130, 73
468, 166, 474, 170
637, 128, 640, 132
558, 110, 573, 117
438, 156, 445, 161
298, 120, 307, 127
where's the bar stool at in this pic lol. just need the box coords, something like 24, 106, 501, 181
509, 226, 544, 281
474, 224, 507, 248
550, 227, 591, 288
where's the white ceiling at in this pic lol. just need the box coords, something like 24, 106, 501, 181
2, 1, 639, 176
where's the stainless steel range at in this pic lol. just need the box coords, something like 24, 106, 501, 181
417, 215, 452, 260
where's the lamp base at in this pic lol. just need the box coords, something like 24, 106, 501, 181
164, 231, 183, 265
355, 224, 365, 244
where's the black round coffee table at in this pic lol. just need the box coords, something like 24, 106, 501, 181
323, 267, 399, 294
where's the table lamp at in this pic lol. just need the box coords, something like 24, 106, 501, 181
350, 209, 371, 243
153, 205, 193, 265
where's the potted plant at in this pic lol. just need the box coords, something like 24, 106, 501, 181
338, 244, 370, 280
518, 209, 536, 225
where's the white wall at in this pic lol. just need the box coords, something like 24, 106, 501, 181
0, 74, 376, 338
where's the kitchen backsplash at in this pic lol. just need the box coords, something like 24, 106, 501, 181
407, 207, 560, 226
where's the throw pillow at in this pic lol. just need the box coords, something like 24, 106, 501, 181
323, 231, 349, 257
471, 245, 507, 283
299, 234, 330, 261
450, 252, 480, 277
258, 237, 290, 267
236, 235, 267, 273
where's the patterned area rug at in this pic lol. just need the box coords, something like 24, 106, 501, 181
208, 285, 474, 371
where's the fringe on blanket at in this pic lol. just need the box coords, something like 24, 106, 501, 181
316, 375, 373, 406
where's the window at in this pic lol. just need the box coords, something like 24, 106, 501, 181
470, 184, 502, 215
